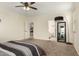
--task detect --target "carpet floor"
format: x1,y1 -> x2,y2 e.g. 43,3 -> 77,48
18,39 -> 78,56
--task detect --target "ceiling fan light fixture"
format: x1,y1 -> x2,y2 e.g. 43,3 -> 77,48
23,7 -> 26,10
23,7 -> 30,11
26,7 -> 30,11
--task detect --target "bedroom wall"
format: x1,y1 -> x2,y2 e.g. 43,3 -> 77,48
72,3 -> 79,55
25,2 -> 73,43
26,12 -> 73,42
0,5 -> 27,42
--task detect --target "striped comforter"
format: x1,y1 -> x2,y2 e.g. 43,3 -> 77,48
0,41 -> 46,56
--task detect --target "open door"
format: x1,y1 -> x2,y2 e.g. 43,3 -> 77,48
57,22 -> 66,43
30,22 -> 34,38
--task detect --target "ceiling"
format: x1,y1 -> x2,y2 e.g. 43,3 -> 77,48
0,2 -> 73,16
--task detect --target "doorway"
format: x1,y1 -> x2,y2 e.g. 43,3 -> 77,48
57,22 -> 66,43
30,22 -> 34,38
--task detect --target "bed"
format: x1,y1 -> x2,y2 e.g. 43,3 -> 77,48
0,41 -> 46,56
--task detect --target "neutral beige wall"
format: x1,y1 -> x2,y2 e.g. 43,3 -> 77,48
25,3 -> 73,43
73,3 -> 79,55
0,5 -> 27,42
25,12 -> 73,43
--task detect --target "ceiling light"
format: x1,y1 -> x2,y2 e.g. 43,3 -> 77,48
23,7 -> 30,11
23,7 -> 26,10
26,7 -> 30,11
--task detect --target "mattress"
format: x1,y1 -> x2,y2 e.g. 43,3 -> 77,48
0,41 -> 46,56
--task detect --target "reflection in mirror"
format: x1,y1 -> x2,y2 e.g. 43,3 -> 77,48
57,22 -> 66,42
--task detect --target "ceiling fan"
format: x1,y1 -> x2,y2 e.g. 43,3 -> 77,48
15,2 -> 37,11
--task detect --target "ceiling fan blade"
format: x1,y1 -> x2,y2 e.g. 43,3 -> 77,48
25,2 -> 28,6
15,5 -> 24,7
30,2 -> 35,5
30,6 -> 37,10
20,2 -> 24,4
20,2 -> 28,6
